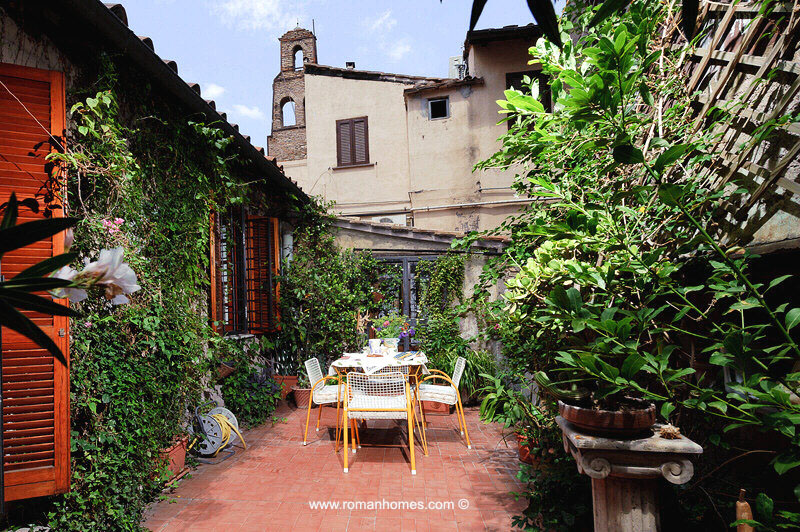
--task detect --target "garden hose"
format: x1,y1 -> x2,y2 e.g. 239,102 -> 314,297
209,413 -> 246,457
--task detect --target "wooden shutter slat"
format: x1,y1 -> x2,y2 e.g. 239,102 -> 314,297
353,118 -> 367,164
337,120 -> 352,166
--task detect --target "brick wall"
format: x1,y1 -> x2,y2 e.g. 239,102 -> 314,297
268,27 -> 315,162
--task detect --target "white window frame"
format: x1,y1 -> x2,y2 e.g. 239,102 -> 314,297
427,96 -> 450,120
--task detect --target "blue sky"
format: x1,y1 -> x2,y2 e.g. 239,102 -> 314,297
122,1 -> 561,149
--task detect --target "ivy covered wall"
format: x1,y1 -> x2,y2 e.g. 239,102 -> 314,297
1,8 -> 298,529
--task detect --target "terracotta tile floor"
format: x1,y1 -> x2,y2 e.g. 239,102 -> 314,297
144,401 -> 525,531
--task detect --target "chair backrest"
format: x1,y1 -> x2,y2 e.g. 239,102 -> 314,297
374,365 -> 410,375
452,357 -> 467,388
305,357 -> 324,387
347,371 -> 407,409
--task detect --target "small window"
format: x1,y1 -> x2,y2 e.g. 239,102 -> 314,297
336,116 -> 369,166
428,97 -> 449,120
281,99 -> 296,127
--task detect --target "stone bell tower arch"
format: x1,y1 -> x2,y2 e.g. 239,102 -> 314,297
267,27 -> 317,161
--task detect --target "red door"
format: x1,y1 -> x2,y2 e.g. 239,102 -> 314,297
0,62 -> 70,501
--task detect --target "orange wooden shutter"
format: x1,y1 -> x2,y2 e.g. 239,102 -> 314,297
0,62 -> 70,501
245,216 -> 280,333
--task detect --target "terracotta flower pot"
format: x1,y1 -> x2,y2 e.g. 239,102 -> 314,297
273,375 -> 298,399
217,362 -> 235,380
422,401 -> 451,415
158,437 -> 188,481
558,399 -> 656,438
293,386 -> 312,408
516,433 -> 534,465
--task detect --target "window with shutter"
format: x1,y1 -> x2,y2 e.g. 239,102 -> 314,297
0,62 -> 70,502
213,207 -> 247,335
335,117 -> 369,167
245,216 -> 280,333
210,212 -> 281,334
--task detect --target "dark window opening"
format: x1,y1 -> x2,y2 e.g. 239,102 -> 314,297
505,70 -> 552,129
428,97 -> 450,120
213,209 -> 281,335
336,116 -> 369,166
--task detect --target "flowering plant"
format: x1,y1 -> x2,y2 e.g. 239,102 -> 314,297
374,312 -> 415,339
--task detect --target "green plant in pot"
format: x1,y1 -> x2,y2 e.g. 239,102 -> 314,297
479,373 -> 560,464
373,312 -> 413,349
292,372 -> 312,409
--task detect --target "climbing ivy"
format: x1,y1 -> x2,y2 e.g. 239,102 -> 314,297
8,55 -> 288,531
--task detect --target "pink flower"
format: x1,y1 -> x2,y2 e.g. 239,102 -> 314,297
114,218 -> 124,225
84,321 -> 93,328
383,320 -> 390,327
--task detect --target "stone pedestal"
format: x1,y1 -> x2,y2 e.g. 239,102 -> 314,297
556,416 -> 703,532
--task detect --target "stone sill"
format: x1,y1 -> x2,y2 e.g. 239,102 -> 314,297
332,162 -> 376,171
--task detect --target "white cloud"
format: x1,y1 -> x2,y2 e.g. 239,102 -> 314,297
231,104 -> 266,120
366,10 -> 396,33
385,39 -> 412,61
210,0 -> 302,33
203,83 -> 226,99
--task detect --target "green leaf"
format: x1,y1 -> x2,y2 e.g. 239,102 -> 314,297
0,217 -> 79,257
654,144 -> 690,174
657,184 -> 684,207
639,82 -> 654,106
650,137 -> 669,149
773,453 -> 800,475
1,192 -> 18,230
589,0 -> 632,28
755,493 -> 774,519
621,353 -> 646,379
0,298 -> 66,364
16,253 -> 78,279
786,308 -> 800,331
0,288 -> 80,317
613,144 -> 644,164
660,402 -> 675,420
1,277 -> 71,292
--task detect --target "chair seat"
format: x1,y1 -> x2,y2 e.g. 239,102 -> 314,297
417,383 -> 458,405
313,384 -> 342,405
347,394 -> 408,420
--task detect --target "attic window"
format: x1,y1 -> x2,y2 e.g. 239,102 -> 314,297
428,97 -> 449,120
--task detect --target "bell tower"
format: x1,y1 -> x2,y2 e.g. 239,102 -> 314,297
267,27 -> 317,162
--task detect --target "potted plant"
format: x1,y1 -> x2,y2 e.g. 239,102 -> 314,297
292,373 -> 312,409
374,312 -> 414,350
270,338 -> 298,400
158,435 -> 189,481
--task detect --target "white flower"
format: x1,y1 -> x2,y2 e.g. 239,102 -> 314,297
79,247 -> 140,304
50,266 -> 88,302
49,248 -> 141,305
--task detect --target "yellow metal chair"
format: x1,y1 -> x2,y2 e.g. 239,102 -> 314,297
417,356 -> 472,449
302,357 -> 343,447
342,371 -> 420,475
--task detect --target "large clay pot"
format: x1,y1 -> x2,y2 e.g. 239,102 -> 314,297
517,433 -> 534,465
558,399 -> 655,438
422,401 -> 451,415
158,437 -> 188,480
273,375 -> 298,399
293,386 -> 312,408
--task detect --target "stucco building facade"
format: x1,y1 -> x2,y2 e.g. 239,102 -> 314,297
267,24 -> 549,233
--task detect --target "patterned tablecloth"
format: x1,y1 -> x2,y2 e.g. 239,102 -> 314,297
329,351 -> 429,375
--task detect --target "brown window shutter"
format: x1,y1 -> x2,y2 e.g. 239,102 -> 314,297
217,207 -> 246,334
336,119 -> 352,166
353,117 -> 368,164
0,62 -> 70,502
245,216 -> 280,333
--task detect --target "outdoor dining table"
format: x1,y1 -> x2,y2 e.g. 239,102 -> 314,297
328,351 -> 429,379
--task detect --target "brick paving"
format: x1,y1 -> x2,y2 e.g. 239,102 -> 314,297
144,401 -> 525,531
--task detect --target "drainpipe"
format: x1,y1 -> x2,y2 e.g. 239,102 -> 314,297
340,198 -> 541,217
